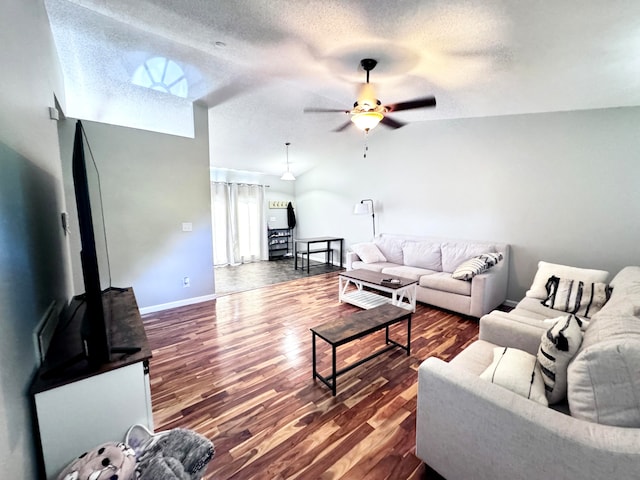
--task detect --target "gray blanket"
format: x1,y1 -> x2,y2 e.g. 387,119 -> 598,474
135,428 -> 214,480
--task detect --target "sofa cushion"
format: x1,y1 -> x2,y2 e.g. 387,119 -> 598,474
351,242 -> 386,263
402,241 -> 442,271
541,275 -> 612,318
451,252 -> 504,281
537,314 -> 584,404
374,236 -> 405,264
351,261 -> 398,273
567,336 -> 640,427
567,270 -> 640,427
513,296 -> 565,320
607,266 -> 640,309
420,272 -> 472,296
381,265 -> 436,282
441,242 -> 495,273
525,261 -> 609,300
479,347 -> 548,406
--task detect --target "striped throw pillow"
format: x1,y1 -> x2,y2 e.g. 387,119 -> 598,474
537,314 -> 584,403
451,252 -> 504,281
541,275 -> 612,318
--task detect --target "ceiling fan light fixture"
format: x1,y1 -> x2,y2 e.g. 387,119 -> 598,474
351,111 -> 384,131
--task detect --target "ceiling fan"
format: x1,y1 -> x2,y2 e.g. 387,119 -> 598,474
304,58 -> 436,133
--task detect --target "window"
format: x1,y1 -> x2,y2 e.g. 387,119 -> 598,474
131,57 -> 188,98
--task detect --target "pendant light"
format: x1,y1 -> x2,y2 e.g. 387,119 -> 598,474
281,142 -> 295,181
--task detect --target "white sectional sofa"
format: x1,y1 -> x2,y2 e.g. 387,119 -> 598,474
346,233 -> 510,318
416,264 -> 640,480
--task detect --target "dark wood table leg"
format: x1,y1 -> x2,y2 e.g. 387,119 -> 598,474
332,344 -> 337,396
312,331 -> 317,380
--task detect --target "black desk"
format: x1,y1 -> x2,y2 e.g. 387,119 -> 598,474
294,236 -> 344,272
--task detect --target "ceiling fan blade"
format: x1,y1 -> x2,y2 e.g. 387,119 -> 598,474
333,120 -> 353,132
304,107 -> 350,114
380,116 -> 406,129
385,96 -> 436,112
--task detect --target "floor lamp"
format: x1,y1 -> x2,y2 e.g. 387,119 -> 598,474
354,199 -> 375,238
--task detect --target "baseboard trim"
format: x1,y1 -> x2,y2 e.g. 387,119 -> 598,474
503,299 -> 519,308
140,294 -> 217,315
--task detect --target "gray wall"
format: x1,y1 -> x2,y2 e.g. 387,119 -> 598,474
0,0 -> 69,477
294,107 -> 640,301
59,106 -> 215,309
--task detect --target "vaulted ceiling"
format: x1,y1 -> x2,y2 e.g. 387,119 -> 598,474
45,0 -> 640,177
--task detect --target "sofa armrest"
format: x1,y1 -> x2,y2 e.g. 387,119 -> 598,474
345,251 -> 360,271
479,311 -> 547,355
468,258 -> 509,317
416,357 -> 640,480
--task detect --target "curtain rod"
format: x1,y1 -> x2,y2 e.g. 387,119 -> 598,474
211,181 -> 270,187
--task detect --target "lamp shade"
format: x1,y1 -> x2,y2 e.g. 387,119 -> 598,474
353,203 -> 370,215
351,111 -> 383,131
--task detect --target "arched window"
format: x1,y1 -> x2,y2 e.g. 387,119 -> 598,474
132,57 -> 188,98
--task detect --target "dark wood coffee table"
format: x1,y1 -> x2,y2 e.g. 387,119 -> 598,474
311,303 -> 412,396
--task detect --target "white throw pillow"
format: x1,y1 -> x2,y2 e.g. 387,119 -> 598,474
350,242 -> 387,264
480,347 -> 548,406
374,236 -> 405,264
402,242 -> 442,270
537,315 -> 584,404
525,261 -> 609,300
541,276 -> 612,318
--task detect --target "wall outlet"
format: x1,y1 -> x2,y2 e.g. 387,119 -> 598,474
183,276 -> 190,287
182,222 -> 193,232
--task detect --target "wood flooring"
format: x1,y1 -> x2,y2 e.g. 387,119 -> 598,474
142,271 -> 479,479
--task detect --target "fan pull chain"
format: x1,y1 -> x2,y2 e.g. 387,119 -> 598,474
363,132 -> 369,158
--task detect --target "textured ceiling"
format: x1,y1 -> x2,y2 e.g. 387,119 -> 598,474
45,0 -> 640,177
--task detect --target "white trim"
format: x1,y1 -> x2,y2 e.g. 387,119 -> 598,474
139,294 -> 217,315
503,299 -> 519,308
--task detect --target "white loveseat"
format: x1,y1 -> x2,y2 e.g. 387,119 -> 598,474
346,233 -> 510,318
416,265 -> 640,480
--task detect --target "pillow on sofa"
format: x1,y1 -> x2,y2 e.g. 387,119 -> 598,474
452,252 -> 504,281
541,275 -> 612,318
351,242 -> 387,264
537,314 -> 584,404
441,242 -> 494,273
402,242 -> 442,270
480,347 -> 548,406
374,236 -> 405,264
525,261 -> 609,300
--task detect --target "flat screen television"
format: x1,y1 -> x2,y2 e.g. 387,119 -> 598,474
72,119 -> 113,367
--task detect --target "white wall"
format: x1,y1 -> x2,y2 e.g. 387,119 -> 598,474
266,178 -> 296,230
59,105 -> 215,309
0,0 -> 69,477
295,107 -> 640,301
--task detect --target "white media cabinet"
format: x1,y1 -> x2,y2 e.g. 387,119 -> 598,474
30,288 -> 153,479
